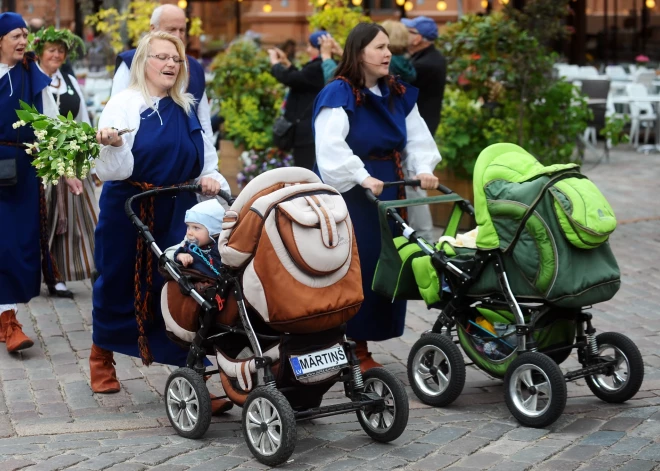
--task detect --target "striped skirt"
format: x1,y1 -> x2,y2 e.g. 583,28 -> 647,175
46,175 -> 100,281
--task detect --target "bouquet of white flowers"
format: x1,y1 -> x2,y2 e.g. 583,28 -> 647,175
15,100 -> 101,185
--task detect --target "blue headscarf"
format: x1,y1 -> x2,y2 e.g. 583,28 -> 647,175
0,12 -> 26,37
309,31 -> 329,49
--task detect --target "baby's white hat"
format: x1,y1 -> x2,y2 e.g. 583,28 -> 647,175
184,200 -> 225,236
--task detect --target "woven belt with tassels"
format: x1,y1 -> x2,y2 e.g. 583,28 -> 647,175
0,141 -> 27,148
366,150 -> 407,221
127,179 -> 191,366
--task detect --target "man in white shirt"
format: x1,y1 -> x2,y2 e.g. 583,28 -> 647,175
110,4 -> 213,138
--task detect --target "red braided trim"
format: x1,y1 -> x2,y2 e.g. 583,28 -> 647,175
336,76 -> 365,107
127,180 -> 157,366
386,75 -> 407,96
126,180 -> 192,366
366,150 -> 407,220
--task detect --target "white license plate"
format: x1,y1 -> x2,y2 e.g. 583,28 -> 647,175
289,345 -> 348,379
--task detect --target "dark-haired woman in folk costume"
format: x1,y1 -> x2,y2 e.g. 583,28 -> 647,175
313,23 -> 441,372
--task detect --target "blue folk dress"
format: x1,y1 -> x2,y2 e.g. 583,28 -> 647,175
312,77 -> 418,341
92,97 -> 204,365
0,56 -> 53,304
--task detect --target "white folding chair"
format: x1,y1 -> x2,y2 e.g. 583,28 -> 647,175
605,65 -> 629,81
625,83 -> 657,148
578,66 -> 600,78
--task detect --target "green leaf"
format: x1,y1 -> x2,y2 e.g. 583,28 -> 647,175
32,120 -> 49,130
15,110 -> 33,122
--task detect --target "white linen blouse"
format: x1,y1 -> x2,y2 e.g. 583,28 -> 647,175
112,61 -> 213,138
95,88 -> 229,194
313,84 -> 442,193
36,65 -> 90,124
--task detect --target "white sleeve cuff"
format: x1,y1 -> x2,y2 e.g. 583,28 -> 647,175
353,168 -> 370,186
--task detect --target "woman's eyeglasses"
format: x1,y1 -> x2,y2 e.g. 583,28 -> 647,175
148,54 -> 184,64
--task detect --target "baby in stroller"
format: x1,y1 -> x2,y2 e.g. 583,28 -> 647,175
169,199 -> 224,278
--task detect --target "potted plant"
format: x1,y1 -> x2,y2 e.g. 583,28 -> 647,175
208,39 -> 285,194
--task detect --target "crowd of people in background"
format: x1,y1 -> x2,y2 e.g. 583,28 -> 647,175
0,5 -> 448,397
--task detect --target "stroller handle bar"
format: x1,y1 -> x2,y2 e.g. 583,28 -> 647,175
125,183 -> 235,227
365,180 -> 475,217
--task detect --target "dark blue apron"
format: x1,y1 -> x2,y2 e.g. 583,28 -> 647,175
0,58 -> 51,304
92,97 -> 204,365
312,78 -> 418,341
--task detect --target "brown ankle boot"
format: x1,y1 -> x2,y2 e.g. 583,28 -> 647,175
2,310 -> 34,353
0,310 -> 8,342
354,340 -> 382,374
90,344 -> 120,393
210,394 -> 234,415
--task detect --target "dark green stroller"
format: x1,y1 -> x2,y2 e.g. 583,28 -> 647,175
368,143 -> 644,428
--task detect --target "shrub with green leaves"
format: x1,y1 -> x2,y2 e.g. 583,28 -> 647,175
15,101 -> 100,185
435,12 -> 591,178
208,40 -> 285,150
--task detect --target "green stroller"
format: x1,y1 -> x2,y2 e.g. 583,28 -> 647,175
368,143 -> 644,428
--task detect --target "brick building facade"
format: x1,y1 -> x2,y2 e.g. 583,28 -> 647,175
3,0 -> 660,62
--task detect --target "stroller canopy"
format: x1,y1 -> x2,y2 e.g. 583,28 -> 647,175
467,143 -> 620,307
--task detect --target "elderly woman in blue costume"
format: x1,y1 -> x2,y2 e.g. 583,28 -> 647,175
91,32 -> 231,415
0,12 -> 75,354
313,23 -> 441,372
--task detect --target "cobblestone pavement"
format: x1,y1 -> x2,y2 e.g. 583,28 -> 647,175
1,148 -> 660,471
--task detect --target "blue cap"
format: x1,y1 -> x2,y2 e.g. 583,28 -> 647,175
185,200 -> 226,237
401,16 -> 438,41
309,31 -> 330,49
0,12 -> 26,37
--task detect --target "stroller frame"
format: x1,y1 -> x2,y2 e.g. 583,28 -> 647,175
125,184 -> 409,466
367,180 -> 644,428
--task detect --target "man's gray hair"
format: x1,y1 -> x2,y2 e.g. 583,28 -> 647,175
150,4 -> 186,28
150,5 -> 164,27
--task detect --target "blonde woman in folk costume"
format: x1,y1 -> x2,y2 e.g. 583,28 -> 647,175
91,32 -> 230,417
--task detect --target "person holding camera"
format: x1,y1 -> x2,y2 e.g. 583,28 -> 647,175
269,32 -> 327,170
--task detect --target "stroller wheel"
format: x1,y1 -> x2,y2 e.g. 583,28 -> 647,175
357,367 -> 409,443
504,352 -> 566,428
165,368 -> 212,439
242,387 -> 296,466
585,332 -> 644,403
407,333 -> 466,407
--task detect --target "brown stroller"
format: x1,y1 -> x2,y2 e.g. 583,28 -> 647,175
125,167 -> 409,466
